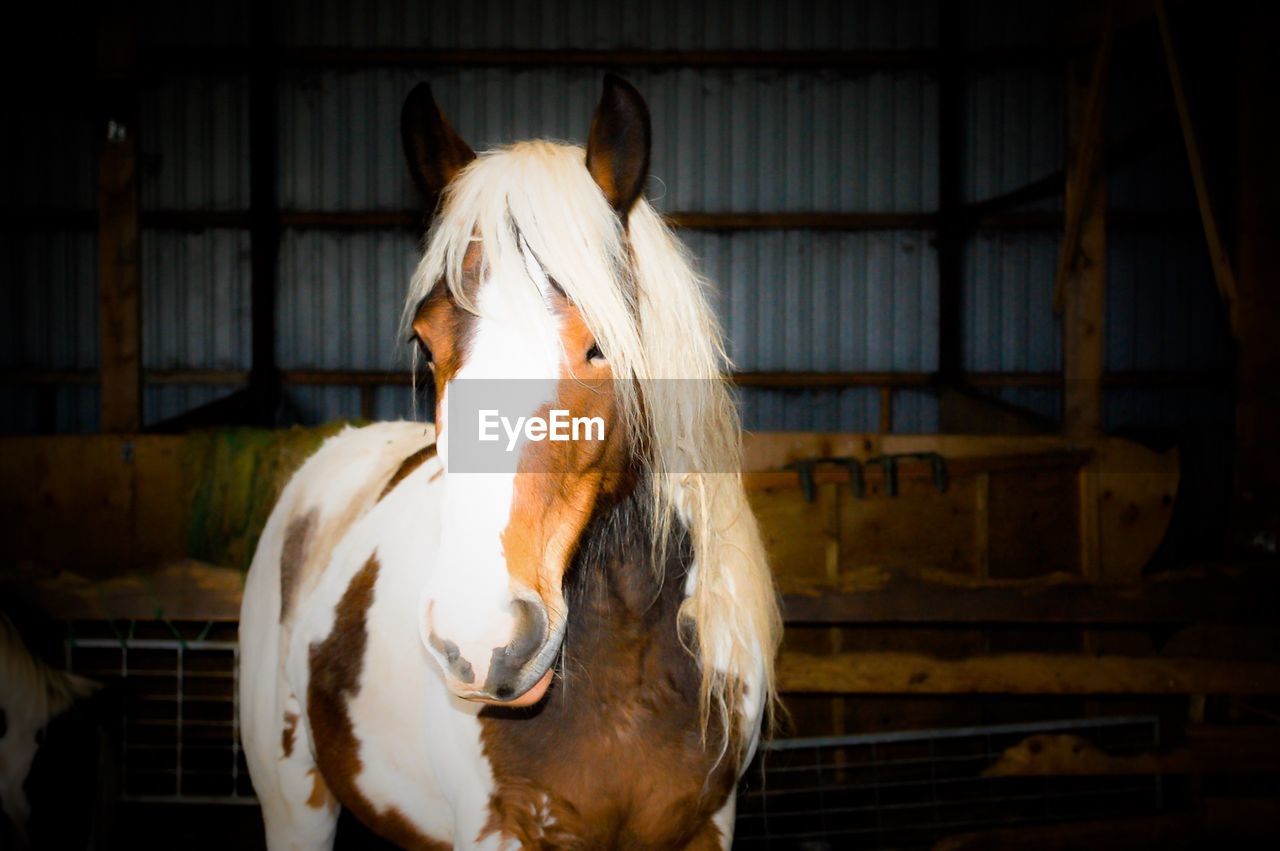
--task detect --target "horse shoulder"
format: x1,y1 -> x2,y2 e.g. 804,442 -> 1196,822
287,450 -> 460,849
272,421 -> 436,629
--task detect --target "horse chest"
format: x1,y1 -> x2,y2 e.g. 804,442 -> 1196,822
477,610 -> 736,848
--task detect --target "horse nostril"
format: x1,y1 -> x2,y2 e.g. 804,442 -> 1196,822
505,598 -> 547,663
485,596 -> 549,696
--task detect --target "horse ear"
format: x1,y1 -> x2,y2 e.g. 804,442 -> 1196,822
401,82 -> 475,211
586,74 -> 651,220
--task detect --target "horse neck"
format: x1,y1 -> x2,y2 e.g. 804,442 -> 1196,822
561,480 -> 693,659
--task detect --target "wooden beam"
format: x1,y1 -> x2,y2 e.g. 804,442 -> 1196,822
1154,0 -> 1239,334
1052,7 -> 1114,314
777,650 -> 1280,695
983,725 -> 1280,776
1060,26 -> 1111,435
247,2 -> 281,421
96,16 -> 142,433
1,367 -> 1230,391
139,46 -> 1063,73
1,561 -> 244,622
3,206 -> 1209,234
781,565 -> 1280,625
12,560 -> 1275,629
937,798 -> 1280,851
1232,2 -> 1280,549
747,450 -> 1091,491
935,0 -> 964,384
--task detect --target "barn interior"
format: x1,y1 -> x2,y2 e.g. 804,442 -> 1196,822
2,1 -> 1278,848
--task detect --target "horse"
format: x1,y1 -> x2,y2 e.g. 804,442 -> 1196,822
0,611 -> 109,850
239,74 -> 781,850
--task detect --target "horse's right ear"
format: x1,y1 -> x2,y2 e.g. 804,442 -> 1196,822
401,83 -> 475,211
586,74 -> 651,221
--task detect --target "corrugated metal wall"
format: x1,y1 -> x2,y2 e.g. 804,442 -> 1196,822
278,0 -> 939,51
3,0 -> 1231,438
1,106 -> 100,432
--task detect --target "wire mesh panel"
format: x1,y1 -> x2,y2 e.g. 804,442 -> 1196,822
61,623 -> 1165,842
734,716 -> 1164,849
64,623 -> 254,804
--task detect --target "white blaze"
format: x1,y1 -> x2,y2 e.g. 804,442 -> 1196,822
421,244 -> 562,689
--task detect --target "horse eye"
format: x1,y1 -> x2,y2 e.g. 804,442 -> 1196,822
586,342 -> 605,364
410,335 -> 434,366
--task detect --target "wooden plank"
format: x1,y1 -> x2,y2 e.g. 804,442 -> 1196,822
1154,0 -> 1239,334
1060,39 -> 1109,434
0,431 -> 1175,589
276,210 -> 943,231
987,466 -> 1082,578
1095,438 -> 1180,581
743,432 -> 1177,579
837,476 -> 980,575
877,386 -> 893,433
0,437 -> 138,572
936,798 -> 1280,851
983,726 -> 1280,776
0,367 -> 1233,390
1,561 -> 244,622
935,0 -> 964,384
1231,3 -> 1280,549
744,450 -> 1090,493
664,211 -> 936,231
777,650 -> 1280,695
96,16 -> 142,433
6,558 -> 1276,627
247,2 -> 281,421
973,472 -> 991,575
1052,5 -> 1113,314
4,205 -> 1210,233
780,564 -> 1280,625
141,45 -> 1062,72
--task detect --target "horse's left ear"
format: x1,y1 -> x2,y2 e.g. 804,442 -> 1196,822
586,74 -> 651,221
401,82 -> 476,213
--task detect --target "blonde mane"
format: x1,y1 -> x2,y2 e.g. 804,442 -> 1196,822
403,141 -> 782,747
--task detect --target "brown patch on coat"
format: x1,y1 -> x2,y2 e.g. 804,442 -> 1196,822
279,509 -> 318,622
411,238 -> 482,431
307,555 -> 450,851
500,290 -> 632,603
281,711 -> 299,758
305,768 -> 336,812
377,443 -> 438,502
281,443 -> 425,630
479,494 -> 742,849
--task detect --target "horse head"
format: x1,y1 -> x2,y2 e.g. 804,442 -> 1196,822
399,76 -> 651,706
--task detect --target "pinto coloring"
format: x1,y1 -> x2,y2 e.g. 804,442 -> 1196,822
239,74 -> 780,850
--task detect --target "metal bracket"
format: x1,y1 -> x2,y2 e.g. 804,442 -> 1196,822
864,452 -> 948,496
785,457 -> 865,503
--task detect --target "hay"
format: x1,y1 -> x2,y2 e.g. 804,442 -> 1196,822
182,424 -> 351,573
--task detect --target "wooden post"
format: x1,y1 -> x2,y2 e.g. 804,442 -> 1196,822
935,1 -> 964,386
1232,3 -> 1280,549
1155,0 -> 1239,334
877,386 -> 893,433
1060,48 -> 1108,435
97,16 -> 141,433
248,1 -> 282,422
821,481 -> 844,738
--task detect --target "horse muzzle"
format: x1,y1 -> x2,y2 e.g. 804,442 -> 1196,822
423,590 -> 564,705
